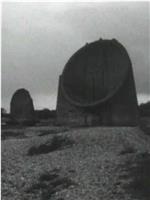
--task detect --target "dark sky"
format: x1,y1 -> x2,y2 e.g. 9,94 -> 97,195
2,2 -> 150,111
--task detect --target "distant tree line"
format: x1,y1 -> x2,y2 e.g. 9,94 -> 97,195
1,101 -> 150,121
34,109 -> 56,120
139,101 -> 150,117
1,108 -> 10,118
1,107 -> 56,120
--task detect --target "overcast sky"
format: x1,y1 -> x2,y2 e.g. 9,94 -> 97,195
2,2 -> 150,111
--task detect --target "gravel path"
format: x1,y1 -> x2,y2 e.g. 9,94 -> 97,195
2,126 -> 150,200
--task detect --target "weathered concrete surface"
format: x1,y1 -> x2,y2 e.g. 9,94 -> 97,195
57,39 -> 139,126
10,88 -> 35,124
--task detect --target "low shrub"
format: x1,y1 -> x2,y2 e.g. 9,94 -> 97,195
26,170 -> 76,200
27,135 -> 74,156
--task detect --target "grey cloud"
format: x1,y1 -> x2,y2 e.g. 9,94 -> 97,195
2,2 -> 150,111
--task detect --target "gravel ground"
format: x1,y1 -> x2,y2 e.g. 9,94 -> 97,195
2,126 -> 150,200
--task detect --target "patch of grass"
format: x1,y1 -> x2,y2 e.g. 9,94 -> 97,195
1,131 -> 27,140
120,152 -> 150,200
26,170 -> 77,200
140,117 -> 150,135
119,146 -> 136,155
38,128 -> 69,137
38,130 -> 55,136
27,135 -> 74,156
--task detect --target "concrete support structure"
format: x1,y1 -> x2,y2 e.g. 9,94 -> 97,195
56,39 -> 139,126
10,88 -> 35,124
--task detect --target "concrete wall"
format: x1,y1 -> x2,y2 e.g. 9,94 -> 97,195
56,66 -> 139,127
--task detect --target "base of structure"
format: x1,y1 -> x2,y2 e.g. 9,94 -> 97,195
56,69 -> 139,127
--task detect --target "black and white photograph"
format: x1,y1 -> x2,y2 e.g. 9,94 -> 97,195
1,1 -> 150,200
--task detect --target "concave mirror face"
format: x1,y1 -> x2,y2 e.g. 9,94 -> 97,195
62,40 -> 130,106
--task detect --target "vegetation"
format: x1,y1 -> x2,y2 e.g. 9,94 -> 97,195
27,135 -> 74,156
139,101 -> 150,117
122,152 -> 150,200
1,130 -> 27,140
34,109 -> 56,120
26,170 -> 76,200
